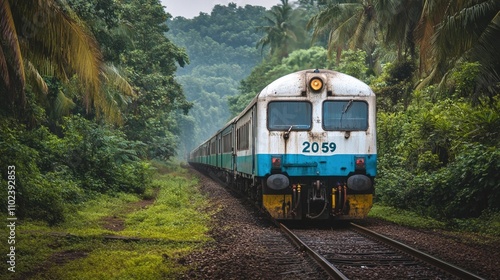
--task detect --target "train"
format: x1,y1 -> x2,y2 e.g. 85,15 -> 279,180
188,69 -> 376,221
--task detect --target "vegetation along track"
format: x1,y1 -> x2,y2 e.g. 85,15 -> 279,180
280,223 -> 485,280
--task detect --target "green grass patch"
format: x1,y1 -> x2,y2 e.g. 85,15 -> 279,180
448,211 -> 500,237
369,204 -> 500,238
121,174 -> 210,240
17,192 -> 141,237
0,161 -> 212,280
32,242 -> 191,280
368,204 -> 447,229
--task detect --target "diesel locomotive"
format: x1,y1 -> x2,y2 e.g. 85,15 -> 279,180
188,69 -> 376,221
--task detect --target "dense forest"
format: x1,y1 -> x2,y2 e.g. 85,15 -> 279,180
1,0 -> 499,228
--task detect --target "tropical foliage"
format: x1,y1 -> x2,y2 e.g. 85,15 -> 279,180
256,0 -> 308,58
0,0 -> 187,224
0,0 -> 135,125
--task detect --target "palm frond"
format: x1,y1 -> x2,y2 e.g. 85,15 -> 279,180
425,0 -> 500,96
13,0 -> 103,111
349,8 -> 368,49
94,64 -> 136,125
25,61 -> 48,94
102,64 -> 135,98
54,90 -> 76,117
0,43 -> 9,88
308,3 -> 342,43
0,0 -> 25,93
415,0 -> 450,76
433,0 -> 498,60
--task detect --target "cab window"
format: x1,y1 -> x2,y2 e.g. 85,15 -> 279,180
268,102 -> 311,130
323,100 -> 368,131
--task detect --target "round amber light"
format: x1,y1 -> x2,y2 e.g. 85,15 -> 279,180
310,78 -> 323,91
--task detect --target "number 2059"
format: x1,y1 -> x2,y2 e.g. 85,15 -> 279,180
302,142 -> 336,153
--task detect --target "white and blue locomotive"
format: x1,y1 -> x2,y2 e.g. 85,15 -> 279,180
189,69 -> 376,220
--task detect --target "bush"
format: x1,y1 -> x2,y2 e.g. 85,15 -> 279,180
59,115 -> 149,194
115,161 -> 153,194
440,144 -> 500,217
377,144 -> 500,220
21,175 -> 67,225
376,94 -> 500,220
0,119 -> 66,224
0,115 -> 153,225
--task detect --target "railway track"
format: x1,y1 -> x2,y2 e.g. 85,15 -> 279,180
279,222 -> 485,280
189,171 -> 496,279
201,170 -> 487,279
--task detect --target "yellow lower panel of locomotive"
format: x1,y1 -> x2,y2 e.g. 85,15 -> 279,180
332,194 -> 373,219
262,194 -> 292,219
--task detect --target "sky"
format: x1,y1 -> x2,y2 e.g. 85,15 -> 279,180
160,0 -> 281,19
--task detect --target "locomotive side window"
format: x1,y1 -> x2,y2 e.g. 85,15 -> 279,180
323,100 -> 368,131
268,101 -> 311,130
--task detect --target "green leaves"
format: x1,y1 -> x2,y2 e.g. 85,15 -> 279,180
376,88 -> 500,219
256,0 -> 307,58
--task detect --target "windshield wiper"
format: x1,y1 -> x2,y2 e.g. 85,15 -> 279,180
342,100 -> 353,114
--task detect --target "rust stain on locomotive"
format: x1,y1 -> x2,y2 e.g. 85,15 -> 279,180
308,132 -> 327,142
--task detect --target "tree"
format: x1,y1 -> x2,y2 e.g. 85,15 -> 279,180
416,0 -> 500,99
376,0 -> 422,61
307,0 -> 379,64
117,0 -> 192,160
0,0 -> 134,125
256,0 -> 301,58
0,0 -> 102,120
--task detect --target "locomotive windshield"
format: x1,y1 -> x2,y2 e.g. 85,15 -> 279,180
323,100 -> 368,131
268,101 -> 312,130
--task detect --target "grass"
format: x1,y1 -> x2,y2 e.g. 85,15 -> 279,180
121,174 -> 210,240
368,204 -> 446,229
32,243 -> 189,280
369,204 -> 500,239
0,160 -> 212,280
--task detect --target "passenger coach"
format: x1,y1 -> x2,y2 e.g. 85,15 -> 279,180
189,69 -> 376,221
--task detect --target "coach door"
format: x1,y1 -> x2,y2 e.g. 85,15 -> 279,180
221,125 -> 233,171
217,134 -> 221,168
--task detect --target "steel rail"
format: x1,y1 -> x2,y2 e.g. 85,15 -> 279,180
279,223 -> 349,280
350,222 -> 485,280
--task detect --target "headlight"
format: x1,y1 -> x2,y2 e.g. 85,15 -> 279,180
309,77 -> 323,92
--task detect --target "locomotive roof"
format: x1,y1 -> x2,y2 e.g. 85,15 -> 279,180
258,69 -> 374,98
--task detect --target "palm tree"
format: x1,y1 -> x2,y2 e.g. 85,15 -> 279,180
416,0 -> 500,98
256,0 -> 298,58
307,0 -> 379,64
0,0 -> 132,123
376,0 -> 423,61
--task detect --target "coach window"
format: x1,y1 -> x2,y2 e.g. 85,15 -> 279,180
222,132 -> 232,153
323,100 -> 368,131
237,122 -> 250,150
268,101 -> 312,130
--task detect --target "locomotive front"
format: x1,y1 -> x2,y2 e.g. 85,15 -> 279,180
255,69 -> 376,220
